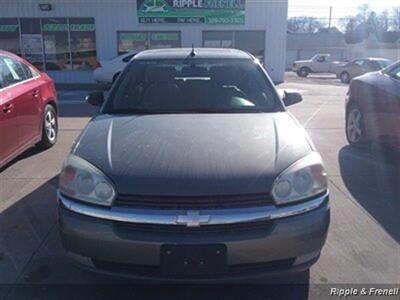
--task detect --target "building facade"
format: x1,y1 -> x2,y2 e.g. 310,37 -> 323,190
0,0 -> 288,83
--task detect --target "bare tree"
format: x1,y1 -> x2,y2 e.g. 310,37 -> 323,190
377,10 -> 390,32
390,7 -> 400,30
287,17 -> 324,33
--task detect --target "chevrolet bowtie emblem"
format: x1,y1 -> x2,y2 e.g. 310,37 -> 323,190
175,211 -> 211,227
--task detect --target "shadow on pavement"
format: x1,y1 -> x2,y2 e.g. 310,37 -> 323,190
57,90 -> 109,118
338,145 -> 400,243
4,277 -> 310,300
0,147 -> 47,174
58,102 -> 98,118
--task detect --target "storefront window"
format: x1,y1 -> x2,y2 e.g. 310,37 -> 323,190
203,31 -> 234,48
20,18 -> 44,70
42,18 -> 70,70
0,17 -> 97,71
118,32 -> 147,54
0,19 -> 20,54
117,31 -> 181,54
203,31 -> 266,64
70,18 -> 97,70
149,32 -> 180,49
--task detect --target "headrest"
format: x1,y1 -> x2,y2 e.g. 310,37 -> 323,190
210,66 -> 239,85
145,66 -> 176,83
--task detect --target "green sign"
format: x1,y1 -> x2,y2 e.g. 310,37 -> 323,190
150,32 -> 179,41
0,24 -> 18,32
69,24 -> 95,31
120,32 -> 147,42
137,0 -> 245,24
42,23 -> 95,32
43,23 -> 69,31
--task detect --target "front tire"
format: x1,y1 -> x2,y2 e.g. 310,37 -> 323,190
297,67 -> 310,77
346,103 -> 366,147
38,104 -> 58,149
340,72 -> 350,84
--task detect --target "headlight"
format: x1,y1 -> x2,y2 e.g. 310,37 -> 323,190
272,152 -> 327,205
59,154 -> 116,206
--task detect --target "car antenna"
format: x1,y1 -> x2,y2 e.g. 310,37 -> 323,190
190,44 -> 196,57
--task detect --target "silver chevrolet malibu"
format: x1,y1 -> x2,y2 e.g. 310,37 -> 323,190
58,48 -> 330,282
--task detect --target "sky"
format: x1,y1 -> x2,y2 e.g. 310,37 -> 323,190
289,0 -> 400,19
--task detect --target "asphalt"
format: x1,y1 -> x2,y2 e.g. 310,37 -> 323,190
0,73 -> 399,300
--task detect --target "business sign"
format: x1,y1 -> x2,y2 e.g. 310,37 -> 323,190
42,23 -> 95,32
137,0 -> 245,24
0,25 -> 19,32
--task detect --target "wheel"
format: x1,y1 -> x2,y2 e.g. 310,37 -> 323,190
112,72 -> 120,83
38,104 -> 58,149
340,72 -> 350,84
346,103 -> 366,147
297,67 -> 310,77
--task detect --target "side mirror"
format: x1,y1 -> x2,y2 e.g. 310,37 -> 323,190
85,91 -> 104,107
283,91 -> 303,107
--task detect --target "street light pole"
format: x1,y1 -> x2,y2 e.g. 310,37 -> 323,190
328,6 -> 333,29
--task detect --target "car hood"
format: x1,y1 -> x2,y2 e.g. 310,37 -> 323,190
72,113 -> 313,196
354,71 -> 400,94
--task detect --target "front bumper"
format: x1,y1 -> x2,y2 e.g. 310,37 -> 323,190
59,194 -> 330,282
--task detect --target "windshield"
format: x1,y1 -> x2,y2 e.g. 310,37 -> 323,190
377,60 -> 393,69
104,59 -> 282,114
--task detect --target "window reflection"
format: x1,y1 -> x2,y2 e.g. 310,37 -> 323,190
43,18 -> 70,70
0,18 -> 20,55
203,31 -> 266,65
20,18 -> 44,70
70,18 -> 97,70
0,17 -> 97,71
117,31 -> 181,54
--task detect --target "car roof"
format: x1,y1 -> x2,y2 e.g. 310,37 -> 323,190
0,50 -> 20,60
133,48 -> 253,61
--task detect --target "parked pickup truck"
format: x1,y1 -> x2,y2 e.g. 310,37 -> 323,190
293,54 -> 346,77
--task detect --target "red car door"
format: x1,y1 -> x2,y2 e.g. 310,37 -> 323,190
2,56 -> 42,147
0,57 -> 19,165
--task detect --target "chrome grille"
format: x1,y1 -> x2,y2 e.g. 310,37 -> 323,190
114,193 -> 274,209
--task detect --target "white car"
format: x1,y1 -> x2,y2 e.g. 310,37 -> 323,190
292,54 -> 345,77
93,52 -> 137,83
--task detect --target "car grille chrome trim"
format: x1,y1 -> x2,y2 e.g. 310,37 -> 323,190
114,193 -> 274,209
58,192 -> 328,226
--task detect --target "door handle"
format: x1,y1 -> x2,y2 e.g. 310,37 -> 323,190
2,103 -> 13,113
32,90 -> 40,97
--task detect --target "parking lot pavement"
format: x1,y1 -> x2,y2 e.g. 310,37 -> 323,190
0,74 -> 399,299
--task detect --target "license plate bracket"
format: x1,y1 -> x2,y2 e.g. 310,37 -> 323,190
160,244 -> 227,276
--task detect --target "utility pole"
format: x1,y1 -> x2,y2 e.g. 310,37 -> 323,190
328,6 -> 333,29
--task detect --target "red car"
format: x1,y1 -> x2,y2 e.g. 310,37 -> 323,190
0,50 -> 58,168
346,61 -> 400,150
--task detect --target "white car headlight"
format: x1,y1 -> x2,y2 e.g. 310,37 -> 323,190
59,154 -> 116,206
272,152 -> 327,205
